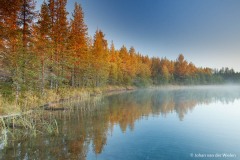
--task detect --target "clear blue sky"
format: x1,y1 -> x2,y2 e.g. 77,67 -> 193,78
37,0 -> 240,71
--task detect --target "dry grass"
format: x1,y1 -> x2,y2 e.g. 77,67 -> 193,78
0,85 -> 136,115
0,95 -> 21,115
0,85 -> 137,147
0,88 -> 90,115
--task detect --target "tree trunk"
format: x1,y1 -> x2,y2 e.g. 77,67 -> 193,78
41,57 -> 45,94
71,67 -> 75,87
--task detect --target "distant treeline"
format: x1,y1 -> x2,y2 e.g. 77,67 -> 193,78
0,0 -> 239,96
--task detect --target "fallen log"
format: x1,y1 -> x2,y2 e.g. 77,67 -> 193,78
0,110 -> 33,119
44,107 -> 68,111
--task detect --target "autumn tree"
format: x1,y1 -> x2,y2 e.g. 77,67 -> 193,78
128,46 -> 137,80
134,55 -> 151,86
68,2 -> 88,87
0,0 -> 37,103
119,45 -> 131,85
19,0 -> 36,48
13,0 -> 36,87
151,57 -> 161,84
45,0 -> 69,89
1,0 -> 239,104
0,0 -> 21,81
92,30 -> 109,86
108,42 -> 118,85
35,1 -> 51,93
0,0 -> 21,51
174,54 -> 188,83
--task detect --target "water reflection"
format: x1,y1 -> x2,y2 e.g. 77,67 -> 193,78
1,86 -> 240,159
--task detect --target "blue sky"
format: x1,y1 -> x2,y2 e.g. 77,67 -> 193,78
36,0 -> 240,71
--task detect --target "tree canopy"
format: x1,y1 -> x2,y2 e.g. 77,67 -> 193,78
0,0 -> 239,99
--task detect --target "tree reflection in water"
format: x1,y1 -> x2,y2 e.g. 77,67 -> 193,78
1,86 -> 240,159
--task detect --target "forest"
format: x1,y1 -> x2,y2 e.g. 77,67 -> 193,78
1,0 -> 240,101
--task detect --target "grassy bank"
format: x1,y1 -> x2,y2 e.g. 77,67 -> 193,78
0,85 -> 136,116
0,85 -> 136,146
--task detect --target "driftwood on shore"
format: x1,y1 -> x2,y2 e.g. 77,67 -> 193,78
0,110 -> 33,119
0,97 -> 79,119
44,107 -> 68,111
0,100 -> 68,119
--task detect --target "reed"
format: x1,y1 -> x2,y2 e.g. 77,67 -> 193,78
0,110 -> 61,146
0,85 -> 134,147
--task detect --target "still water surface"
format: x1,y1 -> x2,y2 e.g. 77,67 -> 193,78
1,86 -> 240,160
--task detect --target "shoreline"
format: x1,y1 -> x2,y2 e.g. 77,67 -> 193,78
1,84 -> 240,146
0,85 -> 138,145
0,85 -> 137,117
1,84 -> 240,117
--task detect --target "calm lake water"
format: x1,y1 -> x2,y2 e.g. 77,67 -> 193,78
1,86 -> 240,160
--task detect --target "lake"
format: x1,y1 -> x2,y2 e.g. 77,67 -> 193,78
1,86 -> 240,160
